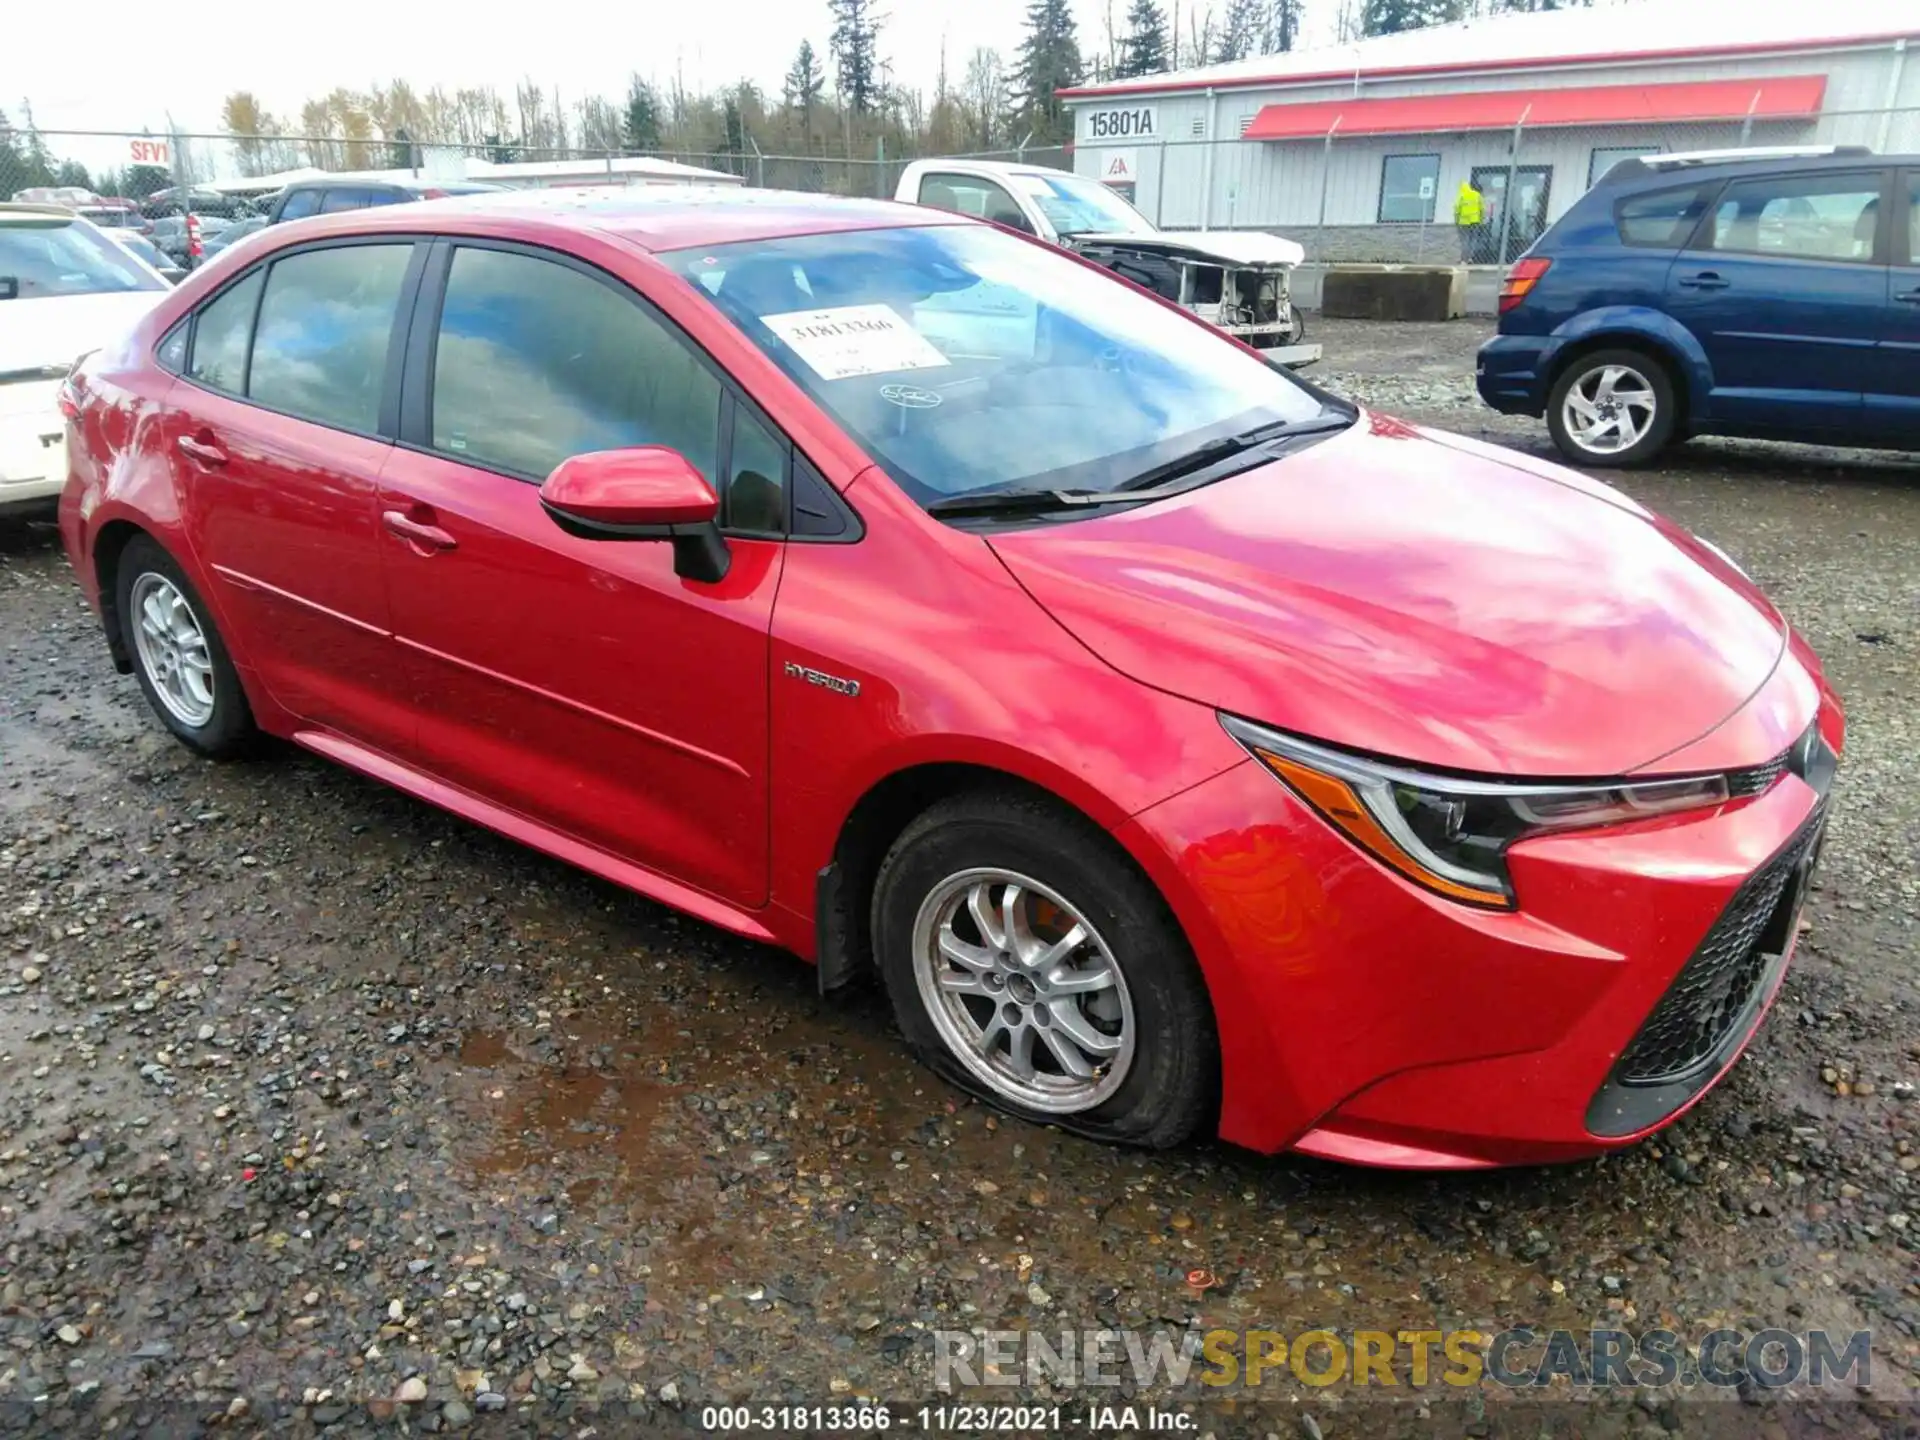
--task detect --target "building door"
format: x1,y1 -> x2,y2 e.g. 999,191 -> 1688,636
1471,165 -> 1553,263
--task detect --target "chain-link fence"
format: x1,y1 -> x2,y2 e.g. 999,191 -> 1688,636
7,112 -> 1915,268
4,128 -> 1072,211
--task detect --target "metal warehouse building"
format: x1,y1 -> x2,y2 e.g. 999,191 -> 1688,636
1061,0 -> 1920,263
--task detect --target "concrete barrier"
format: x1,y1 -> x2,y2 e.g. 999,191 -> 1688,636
1318,265 -> 1470,322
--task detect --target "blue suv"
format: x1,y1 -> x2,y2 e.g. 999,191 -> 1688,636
1477,149 -> 1920,467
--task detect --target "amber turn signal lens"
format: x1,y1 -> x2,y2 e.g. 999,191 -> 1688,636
1252,748 -> 1512,908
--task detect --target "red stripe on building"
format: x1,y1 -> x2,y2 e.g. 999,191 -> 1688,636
1240,74 -> 1829,140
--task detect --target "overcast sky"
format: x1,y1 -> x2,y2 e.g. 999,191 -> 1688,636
16,0 -> 1222,142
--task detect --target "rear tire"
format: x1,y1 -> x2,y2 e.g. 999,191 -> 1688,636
1546,347 -> 1676,468
871,790 -> 1217,1149
116,535 -> 256,758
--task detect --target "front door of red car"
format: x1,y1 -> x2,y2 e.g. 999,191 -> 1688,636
165,240 -> 422,758
375,241 -> 782,907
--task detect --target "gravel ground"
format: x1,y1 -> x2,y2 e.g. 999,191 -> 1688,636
0,316 -> 1915,1438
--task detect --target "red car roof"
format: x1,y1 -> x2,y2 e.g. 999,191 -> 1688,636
281,186 -> 966,254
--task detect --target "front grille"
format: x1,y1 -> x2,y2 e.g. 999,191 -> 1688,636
1726,753 -> 1788,797
1613,811 -> 1824,1086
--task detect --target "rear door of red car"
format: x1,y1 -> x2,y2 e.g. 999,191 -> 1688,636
374,238 -> 785,908
162,237 -> 426,756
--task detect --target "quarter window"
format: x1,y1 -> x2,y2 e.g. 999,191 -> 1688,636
1705,172 -> 1886,263
1615,184 -> 1713,249
1379,155 -> 1440,224
248,244 -> 412,432
724,403 -> 787,534
186,270 -> 262,394
429,246 -> 722,482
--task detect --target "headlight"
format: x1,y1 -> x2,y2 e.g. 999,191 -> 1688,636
1220,716 -> 1730,909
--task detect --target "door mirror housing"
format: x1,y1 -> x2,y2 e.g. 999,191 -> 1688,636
539,447 -> 730,582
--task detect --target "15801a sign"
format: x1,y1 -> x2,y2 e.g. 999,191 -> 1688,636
1084,107 -> 1158,141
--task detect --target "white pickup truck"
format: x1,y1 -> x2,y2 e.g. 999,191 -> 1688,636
894,159 -> 1320,368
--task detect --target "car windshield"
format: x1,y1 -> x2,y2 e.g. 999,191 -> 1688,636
664,224 -> 1327,508
1013,172 -> 1155,237
0,218 -> 167,298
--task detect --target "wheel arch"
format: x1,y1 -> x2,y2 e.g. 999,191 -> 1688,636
813,759 -> 1168,997
92,517 -> 154,673
1546,311 -> 1706,432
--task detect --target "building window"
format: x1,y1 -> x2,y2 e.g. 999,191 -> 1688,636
1379,154 -> 1441,224
1590,146 -> 1658,188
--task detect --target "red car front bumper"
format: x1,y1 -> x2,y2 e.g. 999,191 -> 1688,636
1121,702 -> 1842,1169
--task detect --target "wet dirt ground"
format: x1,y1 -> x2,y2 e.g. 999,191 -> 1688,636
0,317 -> 1915,1437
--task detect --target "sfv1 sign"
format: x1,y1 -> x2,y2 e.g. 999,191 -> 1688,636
1084,106 -> 1159,141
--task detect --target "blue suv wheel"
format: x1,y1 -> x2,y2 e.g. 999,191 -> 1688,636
1546,348 -> 1677,468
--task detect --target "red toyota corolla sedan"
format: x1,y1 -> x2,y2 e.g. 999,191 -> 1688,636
56,189 -> 1842,1168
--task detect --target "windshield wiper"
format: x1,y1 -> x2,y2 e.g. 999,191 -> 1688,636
1113,413 -> 1353,493
927,412 -> 1356,521
926,487 -> 1150,519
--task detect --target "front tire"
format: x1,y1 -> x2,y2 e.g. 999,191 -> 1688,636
872,791 -> 1217,1148
117,535 -> 256,757
1546,347 -> 1676,468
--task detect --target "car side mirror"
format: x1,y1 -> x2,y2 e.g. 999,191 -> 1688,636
539,447 -> 730,583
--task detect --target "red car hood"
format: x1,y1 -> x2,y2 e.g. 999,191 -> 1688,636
988,415 -> 1789,778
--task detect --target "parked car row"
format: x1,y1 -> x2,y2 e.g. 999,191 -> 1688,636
43,184 -> 1842,1173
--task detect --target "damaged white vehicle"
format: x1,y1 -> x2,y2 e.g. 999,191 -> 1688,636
895,159 -> 1320,367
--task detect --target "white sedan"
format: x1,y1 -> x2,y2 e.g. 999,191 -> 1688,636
1,204 -> 168,518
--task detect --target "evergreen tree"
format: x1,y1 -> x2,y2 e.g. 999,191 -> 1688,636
829,0 -> 883,116
1483,0 -> 1592,11
622,75 -> 662,152
1116,0 -> 1171,78
1010,0 -> 1083,144
1361,0 -> 1463,35
1267,0 -> 1305,50
784,40 -> 827,133
1215,0 -> 1266,62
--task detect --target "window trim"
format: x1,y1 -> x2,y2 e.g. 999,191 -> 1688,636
1897,166 -> 1919,268
400,235 -> 851,542
1683,166 -> 1895,267
1377,152 -> 1442,225
169,234 -> 430,445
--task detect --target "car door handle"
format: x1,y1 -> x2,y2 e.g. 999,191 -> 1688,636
1896,287 -> 1920,304
381,509 -> 458,553
175,432 -> 228,466
1677,272 -> 1729,290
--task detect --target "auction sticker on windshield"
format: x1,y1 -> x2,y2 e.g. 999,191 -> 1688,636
761,305 -> 951,380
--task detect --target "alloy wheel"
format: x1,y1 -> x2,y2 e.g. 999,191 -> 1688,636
910,867 -> 1136,1113
129,572 -> 216,728
1561,362 -> 1657,456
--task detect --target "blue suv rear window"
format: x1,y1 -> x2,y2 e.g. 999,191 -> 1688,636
1615,184 -> 1714,249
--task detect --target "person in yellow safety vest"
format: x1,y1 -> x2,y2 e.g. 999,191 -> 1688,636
1454,180 -> 1485,264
